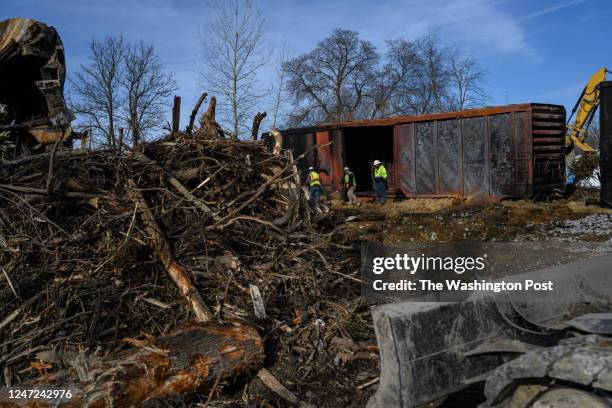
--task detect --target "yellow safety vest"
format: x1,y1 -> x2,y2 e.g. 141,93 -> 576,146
344,172 -> 356,186
309,171 -> 321,187
375,165 -> 388,179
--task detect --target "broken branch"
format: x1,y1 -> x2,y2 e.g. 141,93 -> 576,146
127,179 -> 214,322
187,92 -> 208,135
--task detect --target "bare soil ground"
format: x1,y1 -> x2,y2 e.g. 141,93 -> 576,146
334,190 -> 611,245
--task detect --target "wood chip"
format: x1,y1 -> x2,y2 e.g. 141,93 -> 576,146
357,376 -> 380,390
249,284 -> 266,319
257,368 -> 300,405
142,297 -> 171,309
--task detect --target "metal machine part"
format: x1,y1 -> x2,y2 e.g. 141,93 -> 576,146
566,67 -> 609,156
0,17 -> 74,149
481,335 -> 612,407
367,253 -> 612,408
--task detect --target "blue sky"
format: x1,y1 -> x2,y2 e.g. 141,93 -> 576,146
4,0 -> 611,130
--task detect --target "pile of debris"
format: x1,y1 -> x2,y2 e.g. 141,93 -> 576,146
572,151 -> 600,181
0,122 -> 371,406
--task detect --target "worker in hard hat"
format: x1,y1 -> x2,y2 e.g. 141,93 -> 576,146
306,166 -> 324,212
373,160 -> 388,204
343,166 -> 360,206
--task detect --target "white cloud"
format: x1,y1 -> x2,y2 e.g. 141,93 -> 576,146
264,0 -> 533,56
519,0 -> 588,21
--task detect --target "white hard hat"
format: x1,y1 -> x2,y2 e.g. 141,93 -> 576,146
308,166 -> 314,171
344,166 -> 349,171
373,160 -> 381,166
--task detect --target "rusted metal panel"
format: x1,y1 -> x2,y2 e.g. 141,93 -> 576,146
305,132 -> 315,167
512,111 -> 530,197
438,119 -> 462,194
531,104 -> 565,195
330,129 -> 344,192
280,104 -> 539,135
315,131 -> 333,187
415,121 -> 436,194
394,123 -> 416,195
278,104 -> 566,199
489,113 -> 514,196
462,117 -> 488,197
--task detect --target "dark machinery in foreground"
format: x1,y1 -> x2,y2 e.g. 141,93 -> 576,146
0,17 -> 74,157
368,253 -> 612,408
600,81 -> 612,207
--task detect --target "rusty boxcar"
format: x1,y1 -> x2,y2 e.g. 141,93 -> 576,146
274,104 -> 566,200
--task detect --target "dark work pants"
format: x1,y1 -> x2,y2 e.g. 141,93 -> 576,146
375,180 -> 387,204
310,185 -> 322,203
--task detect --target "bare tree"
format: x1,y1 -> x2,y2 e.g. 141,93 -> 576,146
121,41 -> 177,145
70,36 -> 125,148
368,39 -> 419,118
71,37 -> 176,148
585,113 -> 601,149
408,34 -> 452,114
447,45 -> 488,110
283,28 -> 378,126
283,30 -> 488,125
268,39 -> 290,129
199,0 -> 267,140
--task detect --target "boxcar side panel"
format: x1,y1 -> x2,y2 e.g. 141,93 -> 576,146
394,123 -> 416,195
330,129 -> 344,191
462,117 -> 487,197
279,103 -> 565,199
513,112 -> 530,197
315,131 -> 333,187
437,119 -> 462,194
489,114 -> 514,196
415,122 -> 437,194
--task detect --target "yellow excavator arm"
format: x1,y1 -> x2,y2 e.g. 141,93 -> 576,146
566,67 -> 609,153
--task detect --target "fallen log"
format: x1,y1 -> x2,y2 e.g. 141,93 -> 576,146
127,179 -> 213,322
0,323 -> 264,407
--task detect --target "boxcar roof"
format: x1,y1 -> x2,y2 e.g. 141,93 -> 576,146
277,103 -> 564,135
